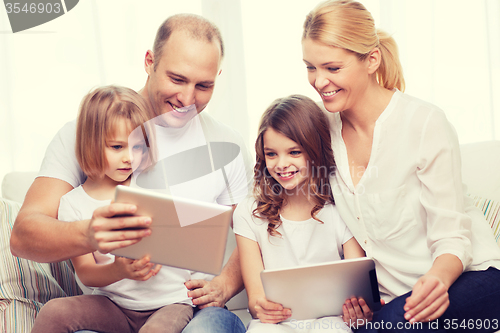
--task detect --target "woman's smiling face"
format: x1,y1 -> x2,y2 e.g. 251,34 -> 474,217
302,38 -> 371,114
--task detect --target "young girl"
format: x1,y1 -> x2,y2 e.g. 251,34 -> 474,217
31,85 -> 194,333
233,95 -> 367,333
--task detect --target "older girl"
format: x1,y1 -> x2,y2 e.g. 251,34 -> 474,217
234,95 -> 366,333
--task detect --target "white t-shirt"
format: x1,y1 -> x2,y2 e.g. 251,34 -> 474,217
328,90 -> 500,301
58,186 -> 193,311
233,196 -> 353,270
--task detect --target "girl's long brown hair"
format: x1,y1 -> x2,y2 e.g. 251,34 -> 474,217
253,95 -> 336,237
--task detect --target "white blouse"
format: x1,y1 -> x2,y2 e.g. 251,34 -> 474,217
328,90 -> 500,301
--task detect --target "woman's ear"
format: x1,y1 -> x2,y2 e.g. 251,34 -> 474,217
367,47 -> 381,75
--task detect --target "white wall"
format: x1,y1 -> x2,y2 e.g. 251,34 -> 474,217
1,0 -> 499,183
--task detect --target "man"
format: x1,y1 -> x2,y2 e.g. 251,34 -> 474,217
11,14 -> 251,333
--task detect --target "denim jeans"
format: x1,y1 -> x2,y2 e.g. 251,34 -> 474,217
356,267 -> 500,333
182,306 -> 246,333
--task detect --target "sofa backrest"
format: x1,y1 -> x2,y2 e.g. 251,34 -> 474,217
460,141 -> 500,201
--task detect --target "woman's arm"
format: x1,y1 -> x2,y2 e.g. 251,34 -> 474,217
71,254 -> 160,287
410,110 -> 472,322
403,253 -> 461,323
236,234 -> 291,323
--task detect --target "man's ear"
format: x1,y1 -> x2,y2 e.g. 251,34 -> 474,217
367,47 -> 381,75
145,50 -> 154,75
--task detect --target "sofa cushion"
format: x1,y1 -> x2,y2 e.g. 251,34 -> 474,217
470,195 -> 500,246
0,198 -> 81,333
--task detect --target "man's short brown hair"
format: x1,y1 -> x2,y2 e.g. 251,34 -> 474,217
152,13 -> 224,71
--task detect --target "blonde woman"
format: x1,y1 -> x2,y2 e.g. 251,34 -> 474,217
302,1 -> 500,332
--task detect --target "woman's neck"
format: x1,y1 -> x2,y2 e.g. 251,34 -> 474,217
341,85 -> 394,134
82,176 -> 131,201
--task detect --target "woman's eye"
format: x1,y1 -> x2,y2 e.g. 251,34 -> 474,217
111,145 -> 123,150
306,66 -> 315,71
328,67 -> 340,72
265,152 -> 276,157
290,151 -> 302,156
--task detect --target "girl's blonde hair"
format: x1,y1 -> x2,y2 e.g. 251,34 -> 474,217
76,85 -> 156,180
253,95 -> 336,237
303,0 -> 405,92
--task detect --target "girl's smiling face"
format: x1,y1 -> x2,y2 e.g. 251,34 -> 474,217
263,128 -> 310,192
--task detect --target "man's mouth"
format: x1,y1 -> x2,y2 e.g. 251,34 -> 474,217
322,89 -> 342,97
169,102 -> 195,114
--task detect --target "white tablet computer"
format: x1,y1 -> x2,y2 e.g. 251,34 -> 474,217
111,185 -> 232,275
260,257 -> 381,321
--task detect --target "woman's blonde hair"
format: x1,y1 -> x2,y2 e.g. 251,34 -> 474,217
303,0 -> 405,92
76,85 -> 156,180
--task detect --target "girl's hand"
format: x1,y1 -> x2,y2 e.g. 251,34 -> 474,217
254,297 -> 291,324
113,255 -> 161,281
404,274 -> 450,323
342,297 -> 383,328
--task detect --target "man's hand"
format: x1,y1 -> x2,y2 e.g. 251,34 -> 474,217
88,203 -> 152,254
253,297 -> 291,324
185,277 -> 228,309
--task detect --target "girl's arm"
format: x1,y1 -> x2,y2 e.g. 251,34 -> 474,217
71,253 -> 161,287
342,237 -> 384,328
236,234 -> 291,323
342,237 -> 365,259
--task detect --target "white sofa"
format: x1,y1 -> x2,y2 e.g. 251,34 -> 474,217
1,141 -> 499,332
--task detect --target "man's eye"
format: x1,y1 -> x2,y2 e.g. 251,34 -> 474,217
197,84 -> 212,91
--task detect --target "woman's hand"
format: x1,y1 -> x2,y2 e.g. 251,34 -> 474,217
113,255 -> 161,281
254,297 -> 291,324
343,297 -> 383,328
404,274 -> 450,323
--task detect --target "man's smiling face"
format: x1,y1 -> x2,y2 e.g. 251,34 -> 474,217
145,29 -> 222,128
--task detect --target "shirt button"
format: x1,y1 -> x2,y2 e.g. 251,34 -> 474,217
364,240 -> 368,244
356,216 -> 361,220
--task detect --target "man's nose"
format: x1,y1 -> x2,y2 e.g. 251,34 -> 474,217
178,85 -> 196,107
